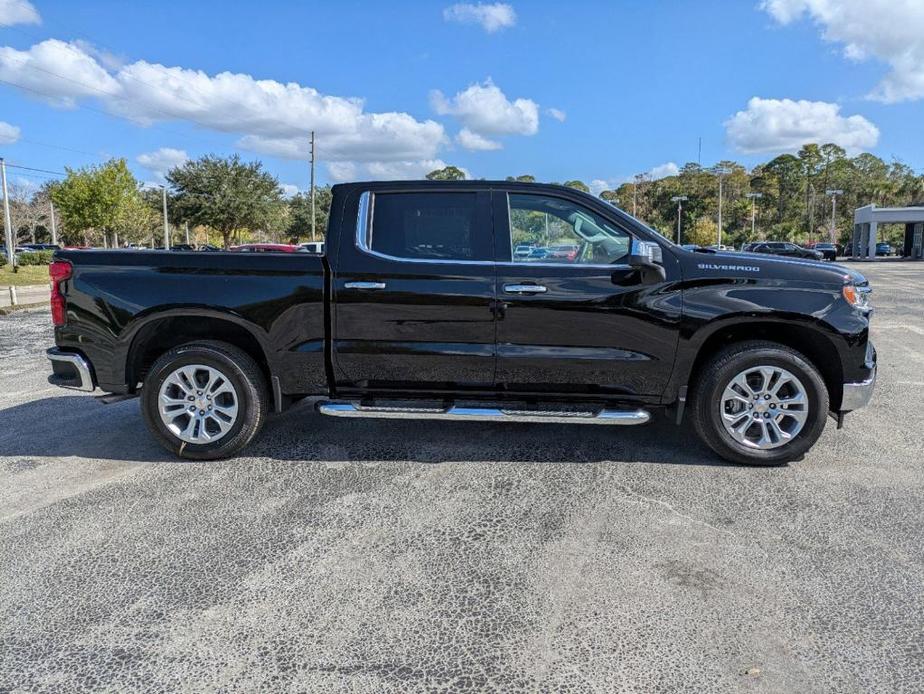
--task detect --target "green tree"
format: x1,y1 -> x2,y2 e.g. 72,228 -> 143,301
50,159 -> 141,247
287,186 -> 332,242
426,166 -> 466,181
563,180 -> 590,192
167,155 -> 285,249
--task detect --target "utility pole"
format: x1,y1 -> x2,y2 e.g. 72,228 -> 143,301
50,201 -> 58,245
746,192 -> 763,240
161,186 -> 170,249
185,221 -> 190,245
826,189 -> 843,244
715,167 -> 730,247
309,130 -> 316,241
671,195 -> 688,244
1,158 -> 14,268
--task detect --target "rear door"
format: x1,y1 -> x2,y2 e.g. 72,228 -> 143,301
492,188 -> 681,398
332,187 -> 497,391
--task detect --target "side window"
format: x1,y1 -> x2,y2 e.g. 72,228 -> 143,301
507,193 -> 631,265
369,192 -> 489,261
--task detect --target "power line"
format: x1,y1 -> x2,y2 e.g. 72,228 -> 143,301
4,163 -> 67,176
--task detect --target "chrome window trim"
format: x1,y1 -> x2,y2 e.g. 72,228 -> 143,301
353,189 -> 635,270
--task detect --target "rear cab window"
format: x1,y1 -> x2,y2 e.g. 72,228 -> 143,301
367,192 -> 492,262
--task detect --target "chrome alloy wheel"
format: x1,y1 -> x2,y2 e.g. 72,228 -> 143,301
719,366 -> 809,450
157,364 -> 239,444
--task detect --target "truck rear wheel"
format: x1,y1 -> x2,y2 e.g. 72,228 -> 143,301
691,341 -> 829,466
141,341 -> 268,460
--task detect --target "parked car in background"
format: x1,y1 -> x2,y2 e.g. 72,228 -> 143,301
513,244 -> 534,260
198,244 -> 222,252
230,243 -> 304,253
548,244 -> 579,261
169,244 -> 197,252
299,241 -> 325,254
750,242 -> 824,260
20,243 -> 61,252
812,242 -> 839,261
526,247 -> 552,261
875,242 -> 894,256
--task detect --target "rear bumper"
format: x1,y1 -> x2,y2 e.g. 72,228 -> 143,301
47,348 -> 95,392
841,342 -> 876,412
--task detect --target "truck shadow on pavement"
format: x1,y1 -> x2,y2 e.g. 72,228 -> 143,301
0,396 -> 732,467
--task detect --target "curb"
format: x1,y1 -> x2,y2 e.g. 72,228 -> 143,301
0,301 -> 49,316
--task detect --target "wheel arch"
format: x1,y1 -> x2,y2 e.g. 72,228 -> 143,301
124,310 -> 273,396
684,319 -> 844,411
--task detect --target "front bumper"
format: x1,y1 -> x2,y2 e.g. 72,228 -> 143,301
47,348 -> 95,392
841,342 -> 876,411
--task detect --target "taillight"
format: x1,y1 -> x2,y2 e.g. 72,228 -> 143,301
49,260 -> 72,327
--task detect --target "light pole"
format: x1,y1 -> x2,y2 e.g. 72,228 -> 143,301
1,158 -> 14,268
715,167 -> 730,247
670,195 -> 688,244
826,189 -> 843,244
746,192 -> 763,240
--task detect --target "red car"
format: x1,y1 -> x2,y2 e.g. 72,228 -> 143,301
548,244 -> 579,261
230,243 -> 303,253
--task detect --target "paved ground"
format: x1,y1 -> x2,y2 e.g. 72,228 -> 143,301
0,284 -> 47,308
0,263 -> 922,693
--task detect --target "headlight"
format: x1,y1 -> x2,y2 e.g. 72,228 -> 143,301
842,283 -> 872,311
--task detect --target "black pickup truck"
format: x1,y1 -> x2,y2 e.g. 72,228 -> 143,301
45,181 -> 876,465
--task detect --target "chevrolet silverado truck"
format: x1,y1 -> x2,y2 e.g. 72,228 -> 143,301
45,181 -> 876,465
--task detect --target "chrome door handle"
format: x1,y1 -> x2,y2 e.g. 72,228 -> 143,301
503,283 -> 547,294
345,281 -> 386,290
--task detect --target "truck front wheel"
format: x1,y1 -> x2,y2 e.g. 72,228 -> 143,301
140,341 -> 268,460
691,341 -> 829,466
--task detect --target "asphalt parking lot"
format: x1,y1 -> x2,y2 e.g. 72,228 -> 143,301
1,262 -> 922,693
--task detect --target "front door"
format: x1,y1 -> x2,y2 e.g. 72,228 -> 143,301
333,187 -> 497,391
493,189 -> 680,398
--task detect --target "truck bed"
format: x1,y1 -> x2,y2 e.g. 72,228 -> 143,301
53,250 -> 328,398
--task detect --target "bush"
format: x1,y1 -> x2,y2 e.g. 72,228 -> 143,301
0,254 -> 6,268
17,250 -> 55,266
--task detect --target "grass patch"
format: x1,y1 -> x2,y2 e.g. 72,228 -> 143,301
0,265 -> 50,287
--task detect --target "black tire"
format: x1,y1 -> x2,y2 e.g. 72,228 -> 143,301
691,341 -> 829,466
141,341 -> 268,460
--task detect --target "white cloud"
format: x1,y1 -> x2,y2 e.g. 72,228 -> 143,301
443,3 -> 516,33
649,162 -> 679,179
327,159 -> 466,182
136,147 -> 189,179
0,39 -> 120,108
545,107 -> 566,122
0,39 -> 447,177
456,128 -> 501,151
0,0 -> 40,26
761,0 -> 924,103
280,183 -> 300,198
431,79 -> 539,149
589,179 -> 611,196
725,97 -> 879,154
0,120 -> 20,144
589,163 -> 682,196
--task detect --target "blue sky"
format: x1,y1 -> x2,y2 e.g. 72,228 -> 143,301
1,0 -> 922,194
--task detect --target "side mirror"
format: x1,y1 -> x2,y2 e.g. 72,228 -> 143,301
628,239 -> 666,282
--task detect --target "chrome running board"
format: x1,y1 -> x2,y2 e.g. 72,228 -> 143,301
317,402 -> 650,426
